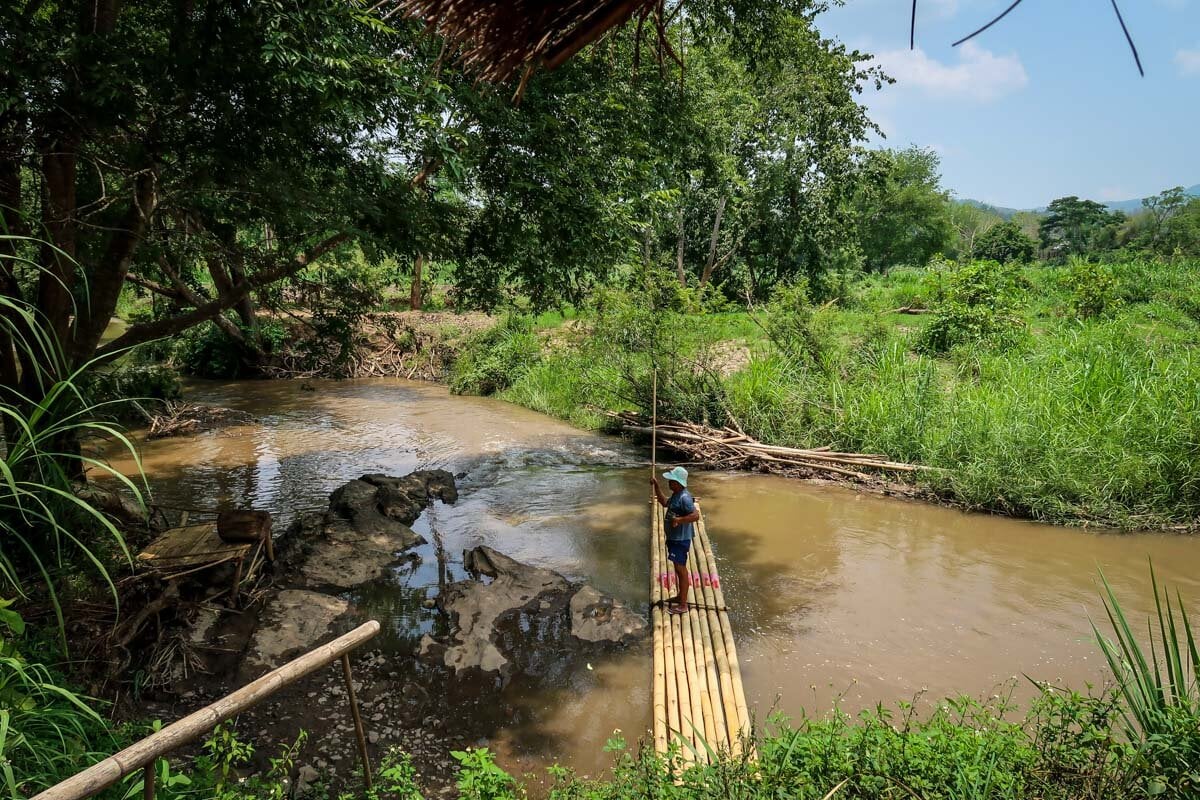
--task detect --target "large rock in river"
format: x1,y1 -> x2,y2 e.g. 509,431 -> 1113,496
419,546 -> 646,685
283,470 -> 457,589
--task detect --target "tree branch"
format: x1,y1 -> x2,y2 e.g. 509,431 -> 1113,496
95,231 -> 350,358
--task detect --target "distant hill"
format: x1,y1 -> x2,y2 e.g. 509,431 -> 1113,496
959,184 -> 1200,218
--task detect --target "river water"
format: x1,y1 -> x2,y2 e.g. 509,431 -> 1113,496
104,377 -> 1200,780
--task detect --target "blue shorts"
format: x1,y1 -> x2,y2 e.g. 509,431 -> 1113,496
666,539 -> 692,565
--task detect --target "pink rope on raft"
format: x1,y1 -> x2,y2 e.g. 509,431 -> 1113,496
658,572 -> 721,589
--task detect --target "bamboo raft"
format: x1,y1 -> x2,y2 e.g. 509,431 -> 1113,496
650,500 -> 750,761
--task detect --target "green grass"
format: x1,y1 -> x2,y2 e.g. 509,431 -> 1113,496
465,257 -> 1200,528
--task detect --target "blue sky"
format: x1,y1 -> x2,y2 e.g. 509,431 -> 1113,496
815,0 -> 1200,208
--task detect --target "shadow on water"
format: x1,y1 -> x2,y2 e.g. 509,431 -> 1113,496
96,377 -> 1200,782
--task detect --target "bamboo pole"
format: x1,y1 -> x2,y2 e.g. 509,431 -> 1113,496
698,517 -> 751,746
33,622 -> 381,800
688,529 -> 730,752
663,511 -> 694,762
684,542 -> 717,757
675,567 -> 705,762
650,499 -> 667,753
341,654 -> 373,792
656,504 -> 683,757
142,764 -> 154,800
691,514 -> 741,750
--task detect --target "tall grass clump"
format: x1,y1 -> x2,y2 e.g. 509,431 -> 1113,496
449,315 -> 542,396
0,235 -> 144,640
0,601 -> 115,799
1093,566 -> 1200,798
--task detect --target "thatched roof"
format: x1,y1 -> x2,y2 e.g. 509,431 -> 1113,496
395,0 -> 662,83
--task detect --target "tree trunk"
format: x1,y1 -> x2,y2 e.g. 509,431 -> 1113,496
699,195 -> 727,289
675,211 -> 686,287
410,253 -> 424,311
69,169 -> 158,366
37,142 -> 79,358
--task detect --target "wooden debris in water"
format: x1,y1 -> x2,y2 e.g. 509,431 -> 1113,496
148,402 -> 253,439
615,411 -> 929,481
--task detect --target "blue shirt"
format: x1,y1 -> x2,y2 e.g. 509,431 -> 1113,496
665,489 -> 696,542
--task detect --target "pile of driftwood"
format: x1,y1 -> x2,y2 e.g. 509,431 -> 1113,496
148,401 -> 253,439
612,411 -> 926,481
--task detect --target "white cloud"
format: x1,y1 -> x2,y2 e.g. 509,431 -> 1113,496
925,0 -> 959,18
872,42 -> 1028,102
1176,47 -> 1200,76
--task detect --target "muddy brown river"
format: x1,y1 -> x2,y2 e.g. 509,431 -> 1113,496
105,377 -> 1200,781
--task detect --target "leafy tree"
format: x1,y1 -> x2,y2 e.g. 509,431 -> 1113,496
947,202 -> 1002,260
456,8 -> 882,308
975,221 -> 1038,264
1162,199 -> 1200,257
0,2 -> 454,402
1038,196 -> 1123,260
855,147 -> 953,272
1125,188 -> 1200,257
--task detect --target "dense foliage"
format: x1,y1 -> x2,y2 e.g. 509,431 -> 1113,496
490,257 -> 1200,529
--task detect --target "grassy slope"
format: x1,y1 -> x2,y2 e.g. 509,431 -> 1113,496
493,258 -> 1200,529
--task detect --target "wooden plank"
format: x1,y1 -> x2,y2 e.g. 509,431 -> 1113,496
138,524 -> 250,570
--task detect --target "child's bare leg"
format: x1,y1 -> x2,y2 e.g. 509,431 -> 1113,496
674,562 -> 690,609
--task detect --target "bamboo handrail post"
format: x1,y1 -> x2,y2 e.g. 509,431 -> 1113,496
142,764 -> 154,800
341,653 -> 373,791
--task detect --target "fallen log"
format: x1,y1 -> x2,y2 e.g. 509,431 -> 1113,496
613,412 -> 933,480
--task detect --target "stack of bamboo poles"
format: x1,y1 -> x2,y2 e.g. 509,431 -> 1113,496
619,411 -> 925,481
650,500 -> 751,762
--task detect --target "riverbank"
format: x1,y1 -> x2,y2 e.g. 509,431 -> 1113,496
458,259 -> 1200,531
129,257 -> 1199,530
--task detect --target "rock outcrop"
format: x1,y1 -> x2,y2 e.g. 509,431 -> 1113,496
245,589 -> 351,672
420,545 -> 646,684
283,470 -> 456,589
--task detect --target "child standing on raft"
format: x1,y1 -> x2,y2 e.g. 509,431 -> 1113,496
652,466 -> 701,614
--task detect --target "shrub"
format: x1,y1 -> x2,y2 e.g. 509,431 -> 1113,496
172,319 -> 253,378
83,363 -> 182,420
918,260 -> 1026,354
1062,258 -> 1123,319
763,280 -> 830,369
0,259 -> 143,641
974,221 -> 1038,264
0,603 -> 115,799
450,317 -> 542,396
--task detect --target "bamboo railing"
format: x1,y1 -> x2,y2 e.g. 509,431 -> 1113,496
32,621 -> 381,800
